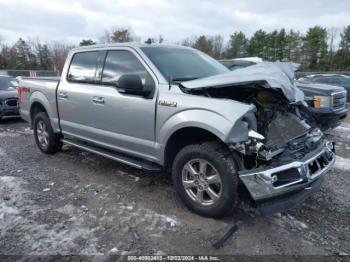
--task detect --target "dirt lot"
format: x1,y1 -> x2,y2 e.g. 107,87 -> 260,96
0,116 -> 349,258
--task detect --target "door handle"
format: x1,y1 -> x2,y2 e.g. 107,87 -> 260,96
92,97 -> 105,104
58,92 -> 68,99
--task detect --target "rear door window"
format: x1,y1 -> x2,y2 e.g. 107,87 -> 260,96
67,51 -> 100,83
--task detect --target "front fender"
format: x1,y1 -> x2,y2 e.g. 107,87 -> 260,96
158,109 -> 231,146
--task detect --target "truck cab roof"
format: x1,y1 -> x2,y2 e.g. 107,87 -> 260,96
72,43 -> 191,52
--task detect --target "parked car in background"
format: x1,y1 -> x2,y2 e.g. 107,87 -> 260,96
19,44 -> 335,218
296,80 -> 348,129
218,57 -> 262,71
298,74 -> 350,102
0,75 -> 20,121
219,59 -> 348,130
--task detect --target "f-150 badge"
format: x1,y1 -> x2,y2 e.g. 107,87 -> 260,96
159,100 -> 178,107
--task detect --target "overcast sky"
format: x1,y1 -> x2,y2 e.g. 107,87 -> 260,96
1,0 -> 350,44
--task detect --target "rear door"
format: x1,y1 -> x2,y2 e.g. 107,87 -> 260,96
57,50 -> 106,140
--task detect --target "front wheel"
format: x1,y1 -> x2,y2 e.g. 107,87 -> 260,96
33,112 -> 62,154
172,142 -> 239,218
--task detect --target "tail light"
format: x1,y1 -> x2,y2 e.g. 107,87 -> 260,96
17,86 -> 30,104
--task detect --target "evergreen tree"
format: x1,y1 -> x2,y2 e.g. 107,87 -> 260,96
303,26 -> 328,70
247,30 -> 268,59
226,31 -> 248,58
111,28 -> 133,43
285,30 -> 303,62
193,35 -> 214,56
79,39 -> 96,46
37,44 -> 51,69
337,26 -> 350,70
14,38 -> 37,69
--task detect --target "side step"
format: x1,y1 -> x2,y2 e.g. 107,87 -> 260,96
61,139 -> 162,172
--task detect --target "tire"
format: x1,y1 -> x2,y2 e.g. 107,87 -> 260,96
172,141 -> 239,218
33,112 -> 62,154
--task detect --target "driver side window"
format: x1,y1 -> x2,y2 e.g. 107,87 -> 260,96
101,50 -> 155,91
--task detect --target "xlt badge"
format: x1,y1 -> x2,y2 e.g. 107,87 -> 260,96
158,100 -> 178,107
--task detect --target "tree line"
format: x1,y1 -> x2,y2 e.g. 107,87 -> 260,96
1,25 -> 350,73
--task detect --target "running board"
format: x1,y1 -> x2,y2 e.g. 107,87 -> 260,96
61,139 -> 162,172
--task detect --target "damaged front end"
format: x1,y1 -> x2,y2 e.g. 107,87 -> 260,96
228,90 -> 335,203
180,62 -> 336,212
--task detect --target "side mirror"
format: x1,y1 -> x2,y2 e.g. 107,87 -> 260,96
117,74 -> 151,97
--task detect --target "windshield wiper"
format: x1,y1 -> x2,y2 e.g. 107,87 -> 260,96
171,77 -> 198,83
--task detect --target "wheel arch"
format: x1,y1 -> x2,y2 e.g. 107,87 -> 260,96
29,92 -> 58,131
163,126 -> 227,171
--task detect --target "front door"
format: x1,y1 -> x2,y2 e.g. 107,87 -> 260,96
58,49 -> 158,161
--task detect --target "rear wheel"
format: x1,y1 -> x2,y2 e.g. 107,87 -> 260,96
172,142 -> 239,218
33,112 -> 62,154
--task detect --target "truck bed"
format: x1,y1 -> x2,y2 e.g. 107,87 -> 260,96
19,77 -> 61,130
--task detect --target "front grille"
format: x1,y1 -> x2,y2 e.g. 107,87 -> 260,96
5,98 -> 18,107
332,91 -> 347,111
273,168 -> 302,187
307,150 -> 334,178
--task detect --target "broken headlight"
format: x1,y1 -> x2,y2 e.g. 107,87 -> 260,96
313,96 -> 332,108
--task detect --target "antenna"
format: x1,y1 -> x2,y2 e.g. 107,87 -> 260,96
168,75 -> 172,90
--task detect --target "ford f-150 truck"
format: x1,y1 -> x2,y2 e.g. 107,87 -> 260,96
18,43 -> 336,218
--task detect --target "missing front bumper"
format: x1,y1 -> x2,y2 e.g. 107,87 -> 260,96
239,141 -> 335,201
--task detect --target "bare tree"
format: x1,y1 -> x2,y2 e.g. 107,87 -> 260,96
328,27 -> 339,70
99,30 -> 111,44
50,42 -> 75,73
144,35 -> 165,44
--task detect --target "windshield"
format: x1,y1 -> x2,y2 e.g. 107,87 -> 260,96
0,77 -> 19,90
141,46 -> 229,82
340,76 -> 350,86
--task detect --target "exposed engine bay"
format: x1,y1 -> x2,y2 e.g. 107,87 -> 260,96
186,84 -> 324,169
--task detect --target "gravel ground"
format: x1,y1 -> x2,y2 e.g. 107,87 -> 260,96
0,116 -> 349,258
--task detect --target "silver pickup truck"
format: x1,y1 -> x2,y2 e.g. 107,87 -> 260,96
19,43 -> 335,218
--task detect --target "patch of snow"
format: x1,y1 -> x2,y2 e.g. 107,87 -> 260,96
0,132 -> 20,137
165,217 -> 178,227
109,247 -> 119,253
0,147 -> 5,156
0,176 -> 99,255
334,156 -> 350,170
114,202 -> 180,236
154,250 -> 167,256
42,188 -> 51,192
331,123 -> 350,139
273,214 -> 308,230
22,127 -> 34,134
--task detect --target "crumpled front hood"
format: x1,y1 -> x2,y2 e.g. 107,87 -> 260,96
181,62 -> 305,103
0,90 -> 17,100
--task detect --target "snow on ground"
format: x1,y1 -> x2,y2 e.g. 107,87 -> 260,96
0,176 -> 100,255
0,147 -> 5,156
273,213 -> 309,231
331,122 -> 350,140
0,174 -> 181,255
334,156 -> 350,170
0,127 -> 33,137
0,131 -> 20,137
